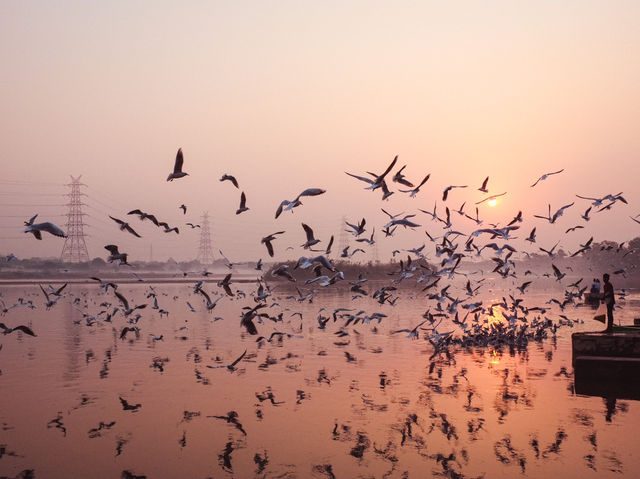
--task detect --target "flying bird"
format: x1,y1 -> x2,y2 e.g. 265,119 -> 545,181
179,204 -> 187,214
531,169 -> 564,187
167,148 -> 188,181
392,165 -> 414,187
236,192 -> 249,215
0,322 -> 36,337
206,350 -> 247,371
345,155 -> 397,191
261,231 -> 285,257
275,188 -> 326,219
109,216 -> 142,238
105,245 -> 128,264
478,176 -> 490,193
442,185 -> 467,201
23,214 -> 66,240
301,223 -> 320,249
220,174 -> 239,188
475,192 -> 506,205
127,209 -> 159,226
399,175 -> 430,198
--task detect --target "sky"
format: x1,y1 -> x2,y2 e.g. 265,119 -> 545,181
1,1 -> 639,263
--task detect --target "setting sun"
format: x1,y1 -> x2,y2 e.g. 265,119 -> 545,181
488,199 -> 497,207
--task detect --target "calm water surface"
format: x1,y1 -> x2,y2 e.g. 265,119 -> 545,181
0,281 -> 639,478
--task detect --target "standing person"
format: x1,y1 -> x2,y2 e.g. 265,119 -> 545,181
602,273 -> 615,332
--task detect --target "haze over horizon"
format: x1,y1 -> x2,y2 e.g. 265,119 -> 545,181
2,1 -> 639,263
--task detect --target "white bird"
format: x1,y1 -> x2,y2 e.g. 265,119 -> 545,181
531,169 -> 564,187
23,214 -> 66,240
475,192 -> 506,205
301,223 -> 320,249
400,174 -> 430,198
275,188 -> 326,218
167,148 -> 188,181
345,155 -> 397,191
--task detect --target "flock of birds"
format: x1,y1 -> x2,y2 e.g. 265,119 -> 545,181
2,150 -> 638,478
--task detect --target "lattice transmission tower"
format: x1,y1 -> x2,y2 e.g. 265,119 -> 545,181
196,212 -> 214,264
60,175 -> 90,263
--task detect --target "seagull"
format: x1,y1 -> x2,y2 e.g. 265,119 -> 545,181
392,165 -> 414,187
475,192 -> 506,205
261,231 -> 285,257
104,245 -> 128,264
301,223 -> 320,249
186,223 -> 201,228
114,291 -> 147,316
236,192 -> 249,215
345,218 -> 366,237
295,255 -> 336,272
179,204 -> 187,214
127,209 -> 160,226
23,215 -> 66,240
478,176 -> 490,193
442,185 -> 467,201
551,264 -> 566,281
90,276 -> 118,292
218,250 -> 234,269
220,174 -> 239,188
345,155 -> 397,191
158,222 -> 179,234
516,281 -> 532,294
207,350 -> 247,371
581,207 -> 592,222
39,284 -> 60,309
167,148 -> 188,181
399,175 -> 430,198
119,397 -> 142,412
218,273 -> 234,296
271,264 -> 296,282
539,241 -> 560,258
109,216 -> 142,238
525,227 -> 537,243
0,322 -> 36,337
531,169 -> 564,187
275,188 -> 326,218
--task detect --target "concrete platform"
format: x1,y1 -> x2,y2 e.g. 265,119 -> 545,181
572,328 -> 640,400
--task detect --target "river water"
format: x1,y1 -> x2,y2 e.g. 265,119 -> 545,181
0,281 -> 638,478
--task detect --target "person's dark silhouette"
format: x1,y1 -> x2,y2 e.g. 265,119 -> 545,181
602,273 -> 615,332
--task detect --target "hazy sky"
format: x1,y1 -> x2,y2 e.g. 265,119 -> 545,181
1,1 -> 639,263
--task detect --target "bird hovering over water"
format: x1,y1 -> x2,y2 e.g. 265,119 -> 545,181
301,223 -> 320,249
167,148 -> 188,181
